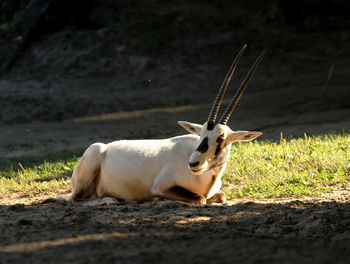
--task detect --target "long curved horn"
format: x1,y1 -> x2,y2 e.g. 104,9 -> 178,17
219,49 -> 267,125
206,44 -> 247,130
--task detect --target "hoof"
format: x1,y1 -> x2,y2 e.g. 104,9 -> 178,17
207,192 -> 226,204
193,196 -> 207,205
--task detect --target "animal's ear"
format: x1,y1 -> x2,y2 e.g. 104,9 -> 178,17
227,131 -> 262,144
178,121 -> 203,135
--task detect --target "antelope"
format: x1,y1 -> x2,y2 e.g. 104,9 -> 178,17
69,44 -> 265,205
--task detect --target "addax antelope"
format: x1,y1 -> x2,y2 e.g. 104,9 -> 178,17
69,44 -> 266,205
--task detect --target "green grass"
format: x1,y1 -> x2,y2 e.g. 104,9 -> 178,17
223,133 -> 350,199
0,156 -> 78,197
0,133 -> 349,200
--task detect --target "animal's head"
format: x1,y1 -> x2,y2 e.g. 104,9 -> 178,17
178,44 -> 265,175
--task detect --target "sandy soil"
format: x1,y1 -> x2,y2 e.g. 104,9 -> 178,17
1,187 -> 350,263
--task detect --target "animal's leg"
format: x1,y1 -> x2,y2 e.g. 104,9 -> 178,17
69,143 -> 106,203
76,197 -> 120,206
160,185 -> 206,205
150,170 -> 206,205
206,191 -> 226,204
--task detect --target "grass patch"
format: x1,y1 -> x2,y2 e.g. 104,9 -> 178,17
223,133 -> 350,199
0,156 -> 79,197
0,133 -> 349,200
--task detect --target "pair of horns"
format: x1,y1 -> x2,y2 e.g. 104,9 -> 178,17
207,44 -> 266,130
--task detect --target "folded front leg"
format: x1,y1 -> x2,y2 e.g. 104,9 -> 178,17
150,167 -> 206,205
157,185 -> 206,205
206,191 -> 226,204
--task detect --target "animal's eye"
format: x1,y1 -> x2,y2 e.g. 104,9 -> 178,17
216,135 -> 224,143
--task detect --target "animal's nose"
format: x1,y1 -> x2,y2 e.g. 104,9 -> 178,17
189,161 -> 199,168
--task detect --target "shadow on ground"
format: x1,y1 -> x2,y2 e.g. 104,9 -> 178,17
0,200 -> 350,263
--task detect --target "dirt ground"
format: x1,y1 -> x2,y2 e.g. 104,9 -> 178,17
1,189 -> 350,263
1,1 -> 350,263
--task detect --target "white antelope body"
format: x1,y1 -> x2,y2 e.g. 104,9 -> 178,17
69,45 -> 265,205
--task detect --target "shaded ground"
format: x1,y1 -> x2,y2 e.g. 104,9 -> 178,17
1,192 -> 350,263
1,101 -> 350,158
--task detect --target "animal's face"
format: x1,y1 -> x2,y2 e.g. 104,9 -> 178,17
178,121 -> 262,175
178,44 -> 266,175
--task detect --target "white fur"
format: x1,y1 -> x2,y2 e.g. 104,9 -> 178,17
69,121 -> 261,205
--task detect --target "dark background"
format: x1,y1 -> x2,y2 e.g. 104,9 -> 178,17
0,0 -> 349,157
